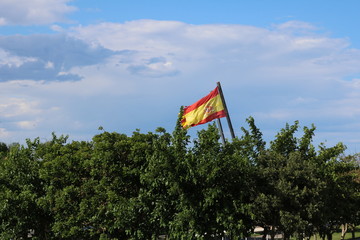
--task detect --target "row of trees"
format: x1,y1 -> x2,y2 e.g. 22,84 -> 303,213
0,117 -> 359,239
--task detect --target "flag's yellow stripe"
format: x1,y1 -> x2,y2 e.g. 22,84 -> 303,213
182,94 -> 224,127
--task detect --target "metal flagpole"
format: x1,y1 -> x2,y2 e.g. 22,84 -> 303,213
217,118 -> 226,145
217,82 -> 236,139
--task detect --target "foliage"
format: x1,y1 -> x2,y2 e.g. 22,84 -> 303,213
0,139 -> 51,239
0,118 -> 359,240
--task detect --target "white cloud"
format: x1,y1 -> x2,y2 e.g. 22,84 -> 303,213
0,49 -> 37,67
0,98 -> 42,118
0,0 -> 76,26
16,120 -> 40,130
51,24 -> 65,32
45,61 -> 55,69
0,128 -> 10,138
272,20 -> 318,32
65,20 -> 360,108
1,20 -> 360,150
0,18 -> 7,25
66,20 -> 360,90
0,34 -> 116,81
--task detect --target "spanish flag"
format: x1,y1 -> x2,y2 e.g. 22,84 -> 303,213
181,86 -> 226,129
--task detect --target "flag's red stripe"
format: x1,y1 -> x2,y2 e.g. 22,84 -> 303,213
188,110 -> 226,127
183,87 -> 220,115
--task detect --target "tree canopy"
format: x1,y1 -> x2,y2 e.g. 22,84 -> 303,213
0,118 -> 359,239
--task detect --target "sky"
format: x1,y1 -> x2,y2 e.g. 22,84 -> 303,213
1,0 -> 360,153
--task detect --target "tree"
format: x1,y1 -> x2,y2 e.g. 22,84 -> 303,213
0,142 -> 8,157
0,138 -> 50,239
0,118 -> 355,240
252,121 -> 346,240
38,135 -> 94,239
315,151 -> 360,240
164,121 -> 255,239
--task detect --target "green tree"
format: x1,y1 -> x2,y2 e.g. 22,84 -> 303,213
0,118 -> 357,240
0,138 -> 50,239
138,127 -> 181,239
0,142 -> 8,157
36,134 -> 94,239
253,121 -> 346,240
165,122 -> 255,239
316,150 -> 360,240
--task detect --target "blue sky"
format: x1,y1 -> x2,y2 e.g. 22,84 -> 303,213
1,0 -> 360,152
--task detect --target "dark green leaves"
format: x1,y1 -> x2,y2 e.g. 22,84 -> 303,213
0,119 -> 358,240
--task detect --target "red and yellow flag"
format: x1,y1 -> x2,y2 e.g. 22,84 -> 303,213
181,86 -> 226,129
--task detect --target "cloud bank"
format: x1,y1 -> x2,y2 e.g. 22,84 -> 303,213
0,0 -> 76,25
1,20 -> 360,151
0,34 -> 116,81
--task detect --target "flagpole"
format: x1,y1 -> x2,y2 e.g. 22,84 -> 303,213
217,82 -> 236,139
216,118 -> 226,145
